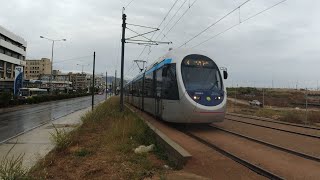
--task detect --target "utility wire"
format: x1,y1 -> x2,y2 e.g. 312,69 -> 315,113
193,0 -> 288,48
178,0 -> 252,48
161,0 -> 198,40
125,61 -> 135,76
135,0 -> 180,61
54,55 -> 92,64
125,0 -> 135,9
146,0 -> 198,65
154,0 -> 188,41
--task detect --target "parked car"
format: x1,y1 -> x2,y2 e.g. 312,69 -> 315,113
249,100 -> 263,107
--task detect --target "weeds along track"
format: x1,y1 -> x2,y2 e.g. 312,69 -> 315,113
225,115 -> 320,139
179,125 -> 320,179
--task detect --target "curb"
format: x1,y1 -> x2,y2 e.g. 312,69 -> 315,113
125,104 -> 192,169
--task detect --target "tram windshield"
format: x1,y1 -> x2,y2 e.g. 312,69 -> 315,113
181,55 -> 222,91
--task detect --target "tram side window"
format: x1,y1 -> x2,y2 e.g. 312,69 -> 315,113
155,68 -> 162,98
133,81 -> 138,96
134,78 -> 142,97
130,83 -> 133,95
144,72 -> 153,98
162,64 -> 179,100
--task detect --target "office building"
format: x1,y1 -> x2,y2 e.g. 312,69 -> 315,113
25,58 -> 51,80
0,25 -> 27,91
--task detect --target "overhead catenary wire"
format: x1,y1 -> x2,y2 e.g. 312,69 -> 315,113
161,0 -> 198,41
192,0 -> 288,48
146,0 -> 199,65
178,0 -> 252,48
53,55 -> 92,64
125,0 -> 135,9
154,0 -> 188,41
135,0 -> 180,61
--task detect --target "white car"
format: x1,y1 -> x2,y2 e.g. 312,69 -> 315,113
249,100 -> 262,107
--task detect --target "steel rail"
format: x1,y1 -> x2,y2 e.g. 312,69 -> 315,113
225,118 -> 320,139
182,130 -> 284,180
227,113 -> 320,130
210,125 -> 320,163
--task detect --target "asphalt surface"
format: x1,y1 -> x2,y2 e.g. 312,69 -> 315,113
0,95 -> 106,143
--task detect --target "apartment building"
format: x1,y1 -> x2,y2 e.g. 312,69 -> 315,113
25,58 -> 51,80
0,25 -> 27,91
38,74 -> 72,92
69,73 -> 88,91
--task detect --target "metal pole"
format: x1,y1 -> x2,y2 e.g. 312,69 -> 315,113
92,52 -> 95,111
106,71 -> 108,99
111,81 -> 113,95
120,13 -> 127,111
114,70 -> 117,94
262,88 -> 265,107
50,41 -> 54,94
234,85 -> 237,112
305,88 -> 308,124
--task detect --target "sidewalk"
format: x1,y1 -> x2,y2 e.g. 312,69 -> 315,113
0,104 -> 95,170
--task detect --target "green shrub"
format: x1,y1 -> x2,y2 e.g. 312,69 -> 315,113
0,92 -> 11,107
0,144 -> 29,180
50,124 -> 72,151
74,148 -> 91,157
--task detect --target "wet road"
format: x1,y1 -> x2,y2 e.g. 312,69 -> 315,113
0,95 -> 106,143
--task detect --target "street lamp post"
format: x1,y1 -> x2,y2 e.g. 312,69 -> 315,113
40,36 -> 66,94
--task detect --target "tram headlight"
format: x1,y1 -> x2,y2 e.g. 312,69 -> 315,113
193,96 -> 201,100
215,96 -> 221,100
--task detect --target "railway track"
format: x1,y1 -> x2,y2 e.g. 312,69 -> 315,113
179,124 -> 320,179
182,130 -> 284,180
210,125 -> 320,163
129,104 -> 320,179
224,117 -> 320,139
227,113 -> 320,130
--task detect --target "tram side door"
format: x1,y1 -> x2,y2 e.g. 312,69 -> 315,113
155,69 -> 162,118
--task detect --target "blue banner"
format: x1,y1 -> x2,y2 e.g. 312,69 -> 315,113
14,66 -> 23,95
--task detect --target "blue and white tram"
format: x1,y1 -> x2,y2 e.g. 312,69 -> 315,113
124,49 -> 228,123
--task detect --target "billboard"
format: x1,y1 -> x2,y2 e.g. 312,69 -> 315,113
14,66 -> 23,95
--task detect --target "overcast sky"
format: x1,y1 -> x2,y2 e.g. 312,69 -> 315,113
1,0 -> 319,88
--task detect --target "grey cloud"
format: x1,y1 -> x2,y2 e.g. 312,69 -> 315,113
0,0 -> 319,89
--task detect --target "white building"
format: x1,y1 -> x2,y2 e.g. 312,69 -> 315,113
0,25 -> 27,92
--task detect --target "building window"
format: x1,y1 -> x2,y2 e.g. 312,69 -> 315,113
6,63 -> 12,78
5,50 -> 11,56
0,61 -> 4,79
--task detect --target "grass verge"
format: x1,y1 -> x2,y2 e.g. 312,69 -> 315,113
0,143 -> 29,180
50,124 -> 72,151
29,97 -> 170,179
